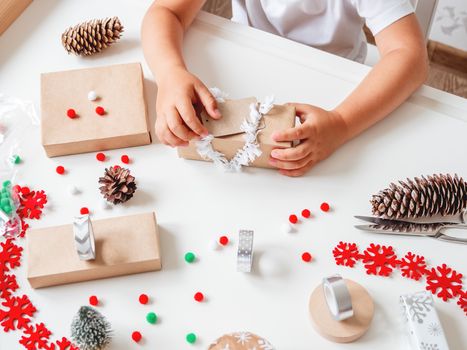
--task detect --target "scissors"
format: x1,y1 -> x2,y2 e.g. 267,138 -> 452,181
354,215 -> 467,245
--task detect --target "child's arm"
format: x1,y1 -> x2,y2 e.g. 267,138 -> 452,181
270,14 -> 429,176
141,0 -> 220,147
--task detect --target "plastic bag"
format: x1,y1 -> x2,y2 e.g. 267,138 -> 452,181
0,93 -> 38,238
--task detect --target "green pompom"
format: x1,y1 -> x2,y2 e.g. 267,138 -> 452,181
184,252 -> 196,263
146,312 -> 157,324
71,306 -> 112,350
186,333 -> 197,344
12,155 -> 21,164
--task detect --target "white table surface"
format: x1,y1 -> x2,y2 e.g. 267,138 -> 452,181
1,1 -> 466,349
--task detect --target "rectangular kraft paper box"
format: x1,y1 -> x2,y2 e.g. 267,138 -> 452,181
178,98 -> 295,169
41,62 -> 151,157
27,212 -> 161,289
0,0 -> 32,36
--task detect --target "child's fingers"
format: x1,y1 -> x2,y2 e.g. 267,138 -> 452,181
176,101 -> 208,137
155,116 -> 188,147
270,143 -> 311,161
279,159 -> 316,177
269,152 -> 314,170
272,123 -> 310,142
167,107 -> 198,141
195,83 -> 221,119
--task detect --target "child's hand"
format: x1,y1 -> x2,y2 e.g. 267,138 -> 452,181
155,67 -> 221,147
269,103 -> 348,177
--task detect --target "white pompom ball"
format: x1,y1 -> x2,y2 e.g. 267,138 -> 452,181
281,222 -> 294,234
68,185 -> 80,195
209,239 -> 219,251
87,90 -> 98,101
258,250 -> 286,277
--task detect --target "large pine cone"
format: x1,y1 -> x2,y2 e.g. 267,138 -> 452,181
61,17 -> 123,56
371,174 -> 467,219
98,166 -> 136,205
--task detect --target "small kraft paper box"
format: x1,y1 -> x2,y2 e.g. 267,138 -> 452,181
27,212 -> 161,288
400,291 -> 450,350
178,97 -> 295,169
41,62 -> 151,157
0,0 -> 32,35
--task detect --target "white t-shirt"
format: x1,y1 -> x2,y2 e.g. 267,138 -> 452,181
232,0 -> 414,62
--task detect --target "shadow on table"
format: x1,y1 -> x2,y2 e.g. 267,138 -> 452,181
437,307 -> 463,349
157,224 -> 180,271
0,0 -> 61,68
144,78 -> 158,143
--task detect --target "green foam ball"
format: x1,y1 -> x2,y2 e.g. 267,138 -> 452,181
146,312 -> 157,324
186,333 -> 197,344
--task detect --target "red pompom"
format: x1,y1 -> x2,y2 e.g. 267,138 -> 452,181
219,236 -> 229,246
301,209 -> 311,218
301,252 -> 312,262
121,155 -> 130,164
80,207 -> 89,215
320,202 -> 330,212
66,109 -> 77,119
289,214 -> 298,224
194,292 -> 204,302
95,106 -> 105,116
96,153 -> 106,162
132,331 -> 142,343
56,166 -> 65,175
89,295 -> 98,306
138,294 -> 149,305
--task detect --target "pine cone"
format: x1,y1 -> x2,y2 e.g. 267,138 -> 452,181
61,17 -> 123,56
98,166 -> 136,204
371,174 -> 467,219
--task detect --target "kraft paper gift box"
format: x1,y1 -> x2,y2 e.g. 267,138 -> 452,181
400,291 -> 450,350
0,0 -> 32,35
41,62 -> 151,157
27,212 -> 161,288
178,97 -> 296,169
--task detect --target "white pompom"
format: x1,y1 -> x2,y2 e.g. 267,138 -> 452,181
101,200 -> 111,210
281,222 -> 294,234
87,90 -> 98,101
209,239 -> 219,251
68,185 -> 80,195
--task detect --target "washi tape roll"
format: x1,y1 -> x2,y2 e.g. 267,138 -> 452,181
73,214 -> 96,261
237,229 -> 254,272
323,274 -> 354,321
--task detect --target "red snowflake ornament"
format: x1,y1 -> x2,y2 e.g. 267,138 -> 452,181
19,323 -> 52,350
0,295 -> 37,331
426,263 -> 463,302
332,241 -> 360,267
0,273 -> 19,298
53,337 -> 79,350
17,190 -> 47,220
360,243 -> 398,276
457,290 -> 467,316
0,239 -> 23,274
399,252 -> 427,281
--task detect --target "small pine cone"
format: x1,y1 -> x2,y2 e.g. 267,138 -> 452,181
61,17 -> 123,56
371,174 -> 467,219
98,166 -> 136,205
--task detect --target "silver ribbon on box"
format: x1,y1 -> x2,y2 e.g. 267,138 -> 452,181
400,291 -> 450,350
237,229 -> 254,272
323,274 -> 354,321
73,214 -> 96,261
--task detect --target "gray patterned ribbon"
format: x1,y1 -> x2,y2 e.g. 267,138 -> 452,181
73,214 -> 96,261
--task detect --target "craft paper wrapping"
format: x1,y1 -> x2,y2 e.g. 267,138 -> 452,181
178,98 -> 295,169
27,212 -> 161,288
400,291 -> 450,350
0,0 -> 32,35
209,332 -> 275,350
41,62 -> 151,157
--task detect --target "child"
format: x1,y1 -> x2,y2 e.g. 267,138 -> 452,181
141,0 -> 428,176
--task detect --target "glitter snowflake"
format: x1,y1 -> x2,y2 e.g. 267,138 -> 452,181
360,243 -> 398,276
257,337 -> 275,350
427,322 -> 443,336
399,252 -> 427,281
425,263 -> 463,301
332,241 -> 360,267
234,332 -> 252,345
420,342 -> 439,350
0,239 -> 23,274
0,295 -> 37,331
17,190 -> 47,220
402,292 -> 433,324
0,273 -> 19,298
19,323 -> 52,350
457,290 -> 467,316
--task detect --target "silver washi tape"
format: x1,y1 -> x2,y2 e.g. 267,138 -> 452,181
323,274 -> 354,321
73,214 -> 96,261
237,229 -> 254,272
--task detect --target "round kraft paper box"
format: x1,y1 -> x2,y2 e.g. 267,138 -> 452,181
208,332 -> 275,349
